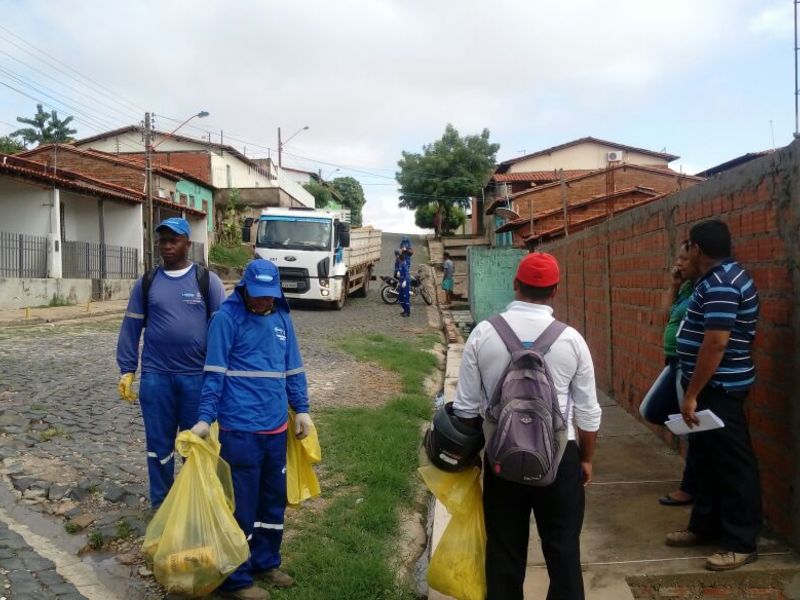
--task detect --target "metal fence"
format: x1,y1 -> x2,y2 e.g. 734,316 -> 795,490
190,242 -> 206,265
62,241 -> 138,279
0,231 -> 48,278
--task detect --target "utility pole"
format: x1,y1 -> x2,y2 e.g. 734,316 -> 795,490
795,0 -> 799,138
277,127 -> 282,168
144,112 -> 155,271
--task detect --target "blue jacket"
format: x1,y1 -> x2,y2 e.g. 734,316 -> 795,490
198,288 -> 309,432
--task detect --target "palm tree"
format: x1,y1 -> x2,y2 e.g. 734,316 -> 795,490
12,104 -> 77,147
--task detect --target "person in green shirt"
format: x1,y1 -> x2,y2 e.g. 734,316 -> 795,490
640,240 -> 699,506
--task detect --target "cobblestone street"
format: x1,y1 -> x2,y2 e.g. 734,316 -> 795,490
0,233 -> 438,599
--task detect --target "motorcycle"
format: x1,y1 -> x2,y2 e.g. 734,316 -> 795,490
380,266 -> 433,306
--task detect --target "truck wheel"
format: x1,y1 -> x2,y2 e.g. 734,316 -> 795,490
354,268 -> 371,298
333,279 -> 348,310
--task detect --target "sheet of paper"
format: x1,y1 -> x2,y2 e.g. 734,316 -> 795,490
665,409 -> 725,435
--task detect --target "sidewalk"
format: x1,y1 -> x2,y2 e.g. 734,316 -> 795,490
430,344 -> 800,599
0,298 -> 129,327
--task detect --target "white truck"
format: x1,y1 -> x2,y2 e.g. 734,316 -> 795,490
242,207 -> 382,309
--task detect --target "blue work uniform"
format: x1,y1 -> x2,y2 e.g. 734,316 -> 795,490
398,260 -> 411,316
198,287 -> 309,593
399,236 -> 413,268
116,265 -> 226,507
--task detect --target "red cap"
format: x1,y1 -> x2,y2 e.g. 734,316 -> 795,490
516,252 -> 560,287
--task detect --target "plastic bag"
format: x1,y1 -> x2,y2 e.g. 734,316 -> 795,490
286,410 -> 322,506
142,424 -> 249,598
419,465 -> 486,600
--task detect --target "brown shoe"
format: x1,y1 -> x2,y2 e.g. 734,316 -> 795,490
665,529 -> 706,547
705,550 -> 758,571
217,585 -> 270,600
261,568 -> 295,588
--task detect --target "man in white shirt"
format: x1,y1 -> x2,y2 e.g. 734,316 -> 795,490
453,252 -> 601,600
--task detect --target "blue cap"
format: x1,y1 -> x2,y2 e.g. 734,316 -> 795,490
156,217 -> 191,237
242,259 -> 282,298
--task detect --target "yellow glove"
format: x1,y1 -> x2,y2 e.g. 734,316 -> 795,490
118,373 -> 137,403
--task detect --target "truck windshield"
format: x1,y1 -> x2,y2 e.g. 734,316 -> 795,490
257,217 -> 332,251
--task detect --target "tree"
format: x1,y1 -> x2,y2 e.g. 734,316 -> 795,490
303,181 -> 335,209
415,202 -> 465,232
396,123 -> 499,233
0,135 -> 24,154
12,104 -> 77,147
331,176 -> 366,227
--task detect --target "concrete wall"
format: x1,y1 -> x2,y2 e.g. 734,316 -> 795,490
0,178 -> 52,236
468,247 -> 527,324
61,191 -> 101,243
0,277 -> 136,309
509,141 -> 670,172
539,139 -> 800,547
103,201 -> 142,253
210,153 -> 274,189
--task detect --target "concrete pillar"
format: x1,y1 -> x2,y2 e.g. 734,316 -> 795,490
47,188 -> 62,279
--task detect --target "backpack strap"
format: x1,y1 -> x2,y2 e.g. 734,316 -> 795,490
530,320 -> 568,354
140,267 -> 159,328
195,264 -> 212,322
487,315 -> 524,354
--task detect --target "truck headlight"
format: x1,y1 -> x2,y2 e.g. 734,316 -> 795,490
319,278 -> 329,288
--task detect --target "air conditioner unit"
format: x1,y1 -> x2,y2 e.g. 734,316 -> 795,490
607,151 -> 624,162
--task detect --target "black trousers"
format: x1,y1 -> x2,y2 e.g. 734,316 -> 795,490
688,385 -> 762,553
484,441 -> 585,600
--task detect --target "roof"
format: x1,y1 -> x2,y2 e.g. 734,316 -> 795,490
0,153 -> 206,217
74,125 -> 267,176
490,170 -> 594,183
695,150 -> 776,178
495,136 -> 679,173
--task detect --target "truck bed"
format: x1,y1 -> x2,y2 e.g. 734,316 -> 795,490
345,226 -> 382,268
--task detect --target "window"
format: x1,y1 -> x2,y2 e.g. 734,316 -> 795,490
179,193 -> 188,206
169,191 -> 175,202
189,195 -> 196,207
202,199 -> 209,213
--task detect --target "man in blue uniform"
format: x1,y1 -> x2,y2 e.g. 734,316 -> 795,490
192,259 -> 313,600
116,217 -> 226,508
397,250 -> 411,318
399,236 -> 414,268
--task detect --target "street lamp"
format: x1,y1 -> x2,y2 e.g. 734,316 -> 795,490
144,110 -> 210,271
277,125 -> 309,168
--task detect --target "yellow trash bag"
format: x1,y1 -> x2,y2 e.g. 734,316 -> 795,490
419,465 -> 486,600
286,410 -> 322,506
142,425 -> 249,598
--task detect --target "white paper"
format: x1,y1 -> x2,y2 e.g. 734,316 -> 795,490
665,409 -> 725,435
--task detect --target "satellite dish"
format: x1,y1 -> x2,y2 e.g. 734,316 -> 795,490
496,207 -> 520,220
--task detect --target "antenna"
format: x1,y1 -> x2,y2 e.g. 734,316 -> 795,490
770,120 -> 776,150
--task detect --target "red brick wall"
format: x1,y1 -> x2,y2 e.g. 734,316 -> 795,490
540,143 -> 800,545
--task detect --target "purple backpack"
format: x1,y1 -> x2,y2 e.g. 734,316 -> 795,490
484,316 -> 570,487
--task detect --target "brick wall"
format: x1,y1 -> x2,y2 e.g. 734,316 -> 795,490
540,141 -> 800,546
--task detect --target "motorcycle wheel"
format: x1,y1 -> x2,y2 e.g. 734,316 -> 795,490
381,285 -> 399,305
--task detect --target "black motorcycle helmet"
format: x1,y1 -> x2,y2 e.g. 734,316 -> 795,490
424,403 -> 485,472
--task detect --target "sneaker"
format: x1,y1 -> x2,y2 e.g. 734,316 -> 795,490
261,568 -> 295,587
401,312 -> 410,318
217,585 -> 270,599
665,529 -> 707,547
705,550 -> 757,571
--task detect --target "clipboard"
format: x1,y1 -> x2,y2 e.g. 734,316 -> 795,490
665,409 -> 725,435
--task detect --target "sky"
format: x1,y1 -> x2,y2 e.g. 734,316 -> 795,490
0,0 -> 795,233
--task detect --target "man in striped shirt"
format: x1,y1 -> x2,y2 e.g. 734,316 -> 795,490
668,219 -> 762,571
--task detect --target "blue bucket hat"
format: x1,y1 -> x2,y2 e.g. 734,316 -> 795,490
156,217 -> 191,237
241,259 -> 282,298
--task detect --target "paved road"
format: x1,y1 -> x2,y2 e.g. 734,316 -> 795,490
0,232 -> 434,599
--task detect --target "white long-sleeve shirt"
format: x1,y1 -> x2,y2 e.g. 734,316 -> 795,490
452,301 -> 602,440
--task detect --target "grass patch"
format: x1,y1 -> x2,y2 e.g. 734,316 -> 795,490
87,530 -> 104,550
64,521 -> 80,534
39,426 -> 67,442
209,243 -> 251,269
272,333 -> 438,600
116,519 -> 133,540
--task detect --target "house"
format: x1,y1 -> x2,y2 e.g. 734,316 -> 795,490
480,137 -> 684,246
0,153 -> 209,309
494,163 -> 702,247
695,150 -> 776,178
18,144 -> 216,239
73,127 -> 315,227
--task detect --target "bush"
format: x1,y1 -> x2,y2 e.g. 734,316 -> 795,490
209,243 -> 252,269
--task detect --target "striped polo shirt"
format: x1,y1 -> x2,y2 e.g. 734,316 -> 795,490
676,259 -> 759,393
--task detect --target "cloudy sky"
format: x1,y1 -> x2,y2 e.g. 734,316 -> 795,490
0,0 -> 794,232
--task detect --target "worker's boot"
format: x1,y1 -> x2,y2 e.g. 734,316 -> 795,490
261,568 -> 295,588
217,585 -> 270,600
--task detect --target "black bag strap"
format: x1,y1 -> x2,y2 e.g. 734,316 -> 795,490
530,320 -> 568,355
140,267 -> 159,327
142,263 -> 212,326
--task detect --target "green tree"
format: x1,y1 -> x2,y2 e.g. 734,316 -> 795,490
0,135 -> 24,154
12,104 -> 77,147
396,123 -> 498,233
304,181 -> 335,209
414,202 -> 465,232
217,188 -> 244,245
331,176 -> 366,227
